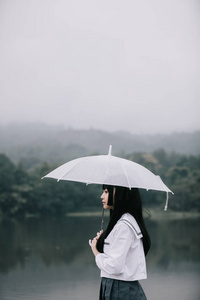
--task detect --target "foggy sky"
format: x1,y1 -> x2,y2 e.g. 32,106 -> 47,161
0,0 -> 200,134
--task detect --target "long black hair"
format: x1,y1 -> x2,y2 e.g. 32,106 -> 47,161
96,185 -> 151,256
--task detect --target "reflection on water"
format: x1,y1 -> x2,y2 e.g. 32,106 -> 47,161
0,214 -> 199,300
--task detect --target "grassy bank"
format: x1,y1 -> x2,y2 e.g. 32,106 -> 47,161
66,210 -> 200,220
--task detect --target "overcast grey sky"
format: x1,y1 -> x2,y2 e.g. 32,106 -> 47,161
0,0 -> 199,134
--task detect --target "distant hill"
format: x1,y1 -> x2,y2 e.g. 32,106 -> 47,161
0,123 -> 199,165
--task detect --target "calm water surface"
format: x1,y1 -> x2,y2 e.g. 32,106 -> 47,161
0,213 -> 199,300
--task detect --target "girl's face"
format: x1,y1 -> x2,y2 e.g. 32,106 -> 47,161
101,189 -> 114,210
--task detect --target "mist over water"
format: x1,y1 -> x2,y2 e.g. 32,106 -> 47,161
0,214 -> 199,300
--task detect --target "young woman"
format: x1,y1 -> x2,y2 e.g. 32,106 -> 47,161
90,185 -> 151,300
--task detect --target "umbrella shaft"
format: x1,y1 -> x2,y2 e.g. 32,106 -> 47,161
100,207 -> 104,232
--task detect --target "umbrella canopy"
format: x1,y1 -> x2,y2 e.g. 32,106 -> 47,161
42,145 -> 173,209
42,146 -> 171,192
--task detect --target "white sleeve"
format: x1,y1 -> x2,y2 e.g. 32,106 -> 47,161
95,223 -> 133,275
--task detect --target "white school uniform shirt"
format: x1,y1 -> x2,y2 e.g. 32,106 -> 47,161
95,213 -> 147,281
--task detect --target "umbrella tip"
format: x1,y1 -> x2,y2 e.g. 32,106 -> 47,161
108,145 -> 112,156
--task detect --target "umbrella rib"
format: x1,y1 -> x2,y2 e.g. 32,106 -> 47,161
119,160 -> 131,190
56,157 -> 86,182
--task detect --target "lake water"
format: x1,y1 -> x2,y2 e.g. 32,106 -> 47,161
0,213 -> 199,300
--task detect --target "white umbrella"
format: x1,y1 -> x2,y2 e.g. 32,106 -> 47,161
42,145 -> 173,210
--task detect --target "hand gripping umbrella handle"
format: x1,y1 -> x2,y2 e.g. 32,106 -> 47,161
89,207 -> 104,247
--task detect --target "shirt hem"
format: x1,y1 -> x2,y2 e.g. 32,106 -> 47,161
100,272 -> 147,282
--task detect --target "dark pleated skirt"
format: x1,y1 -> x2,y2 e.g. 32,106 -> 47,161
99,277 -> 147,300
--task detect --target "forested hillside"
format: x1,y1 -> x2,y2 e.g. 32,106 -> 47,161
0,123 -> 200,167
0,149 -> 199,218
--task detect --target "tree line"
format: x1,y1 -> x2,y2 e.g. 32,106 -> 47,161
0,149 -> 199,218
